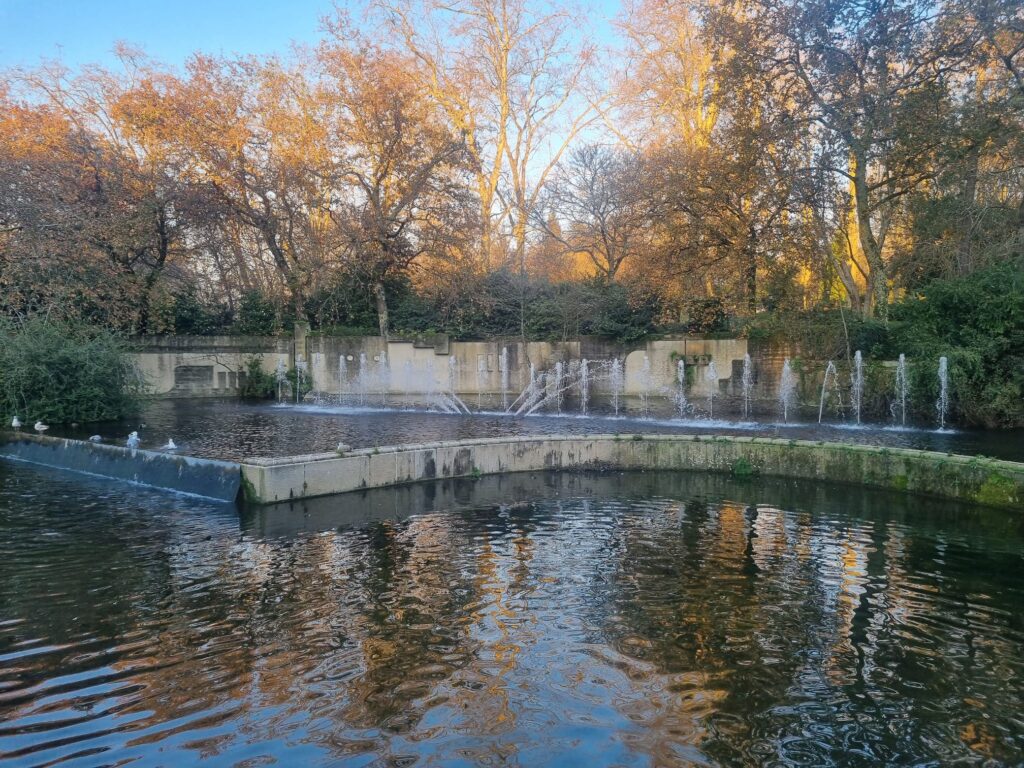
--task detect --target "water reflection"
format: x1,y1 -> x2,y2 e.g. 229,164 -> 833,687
1,465 -> 1022,766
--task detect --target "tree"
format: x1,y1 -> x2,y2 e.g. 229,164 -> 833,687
316,31 -> 472,337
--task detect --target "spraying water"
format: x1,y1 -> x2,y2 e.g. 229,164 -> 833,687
893,353 -> 908,427
851,350 -> 864,425
338,355 -> 348,399
357,353 -> 369,406
499,347 -> 509,410
295,357 -> 308,404
705,361 -> 719,419
275,359 -> 288,403
610,358 -> 624,416
937,356 -> 949,429
818,361 -> 840,423
580,359 -> 590,415
741,353 -> 753,419
640,355 -> 652,418
477,356 -> 487,408
779,358 -> 797,423
675,359 -> 688,417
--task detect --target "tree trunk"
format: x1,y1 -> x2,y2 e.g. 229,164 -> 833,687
957,143 -> 979,275
374,281 -> 390,340
851,151 -> 889,319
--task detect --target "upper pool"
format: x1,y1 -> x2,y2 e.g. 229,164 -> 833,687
49,398 -> 1024,462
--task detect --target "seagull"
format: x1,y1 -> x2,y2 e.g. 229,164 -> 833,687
88,435 -> 103,443
162,439 -> 177,451
10,416 -> 21,429
126,431 -> 140,449
34,421 -> 49,433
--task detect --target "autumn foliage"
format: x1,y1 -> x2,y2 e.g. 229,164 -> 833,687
0,0 -> 1021,337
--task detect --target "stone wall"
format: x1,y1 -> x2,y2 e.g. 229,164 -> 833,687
133,335 -> 292,396
240,434 -> 1024,510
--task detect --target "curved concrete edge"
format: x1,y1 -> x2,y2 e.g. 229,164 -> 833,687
239,434 -> 1024,510
0,432 -> 242,502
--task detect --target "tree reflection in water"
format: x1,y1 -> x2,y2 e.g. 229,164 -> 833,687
0,466 -> 1022,766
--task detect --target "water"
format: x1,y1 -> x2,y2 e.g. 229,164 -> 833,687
610,358 -> 623,416
741,353 -> 753,419
779,358 -> 797,423
705,361 -> 719,418
53,398 -> 1024,462
500,347 -> 509,410
851,350 -> 864,424
1,463 -> 1022,766
675,359 -> 688,417
938,356 -> 950,430
580,359 -> 590,415
818,361 -> 842,424
894,353 -> 908,427
639,355 -> 652,418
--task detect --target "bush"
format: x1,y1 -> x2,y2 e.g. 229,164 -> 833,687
0,318 -> 143,424
238,356 -> 276,400
234,291 -> 280,336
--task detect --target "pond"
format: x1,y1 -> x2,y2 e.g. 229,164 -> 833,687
1,463 -> 1022,766
51,398 -> 1024,462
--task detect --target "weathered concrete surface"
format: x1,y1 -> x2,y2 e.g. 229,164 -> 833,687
0,432 -> 241,501
240,434 -> 1024,510
132,335 -> 292,396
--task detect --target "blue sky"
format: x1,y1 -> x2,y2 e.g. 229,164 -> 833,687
0,0 -> 621,71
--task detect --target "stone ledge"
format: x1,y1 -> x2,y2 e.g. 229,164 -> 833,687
239,434 -> 1024,510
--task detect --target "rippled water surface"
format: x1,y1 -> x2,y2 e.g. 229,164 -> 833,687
54,398 -> 1024,461
1,464 -> 1023,766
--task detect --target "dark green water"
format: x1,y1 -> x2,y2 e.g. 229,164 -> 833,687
1,464 -> 1022,766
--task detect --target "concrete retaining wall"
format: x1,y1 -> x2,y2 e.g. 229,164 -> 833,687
240,434 -> 1024,510
0,432 -> 242,501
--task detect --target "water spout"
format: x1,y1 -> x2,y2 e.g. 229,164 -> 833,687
937,356 -> 949,429
500,347 -> 509,410
851,350 -> 864,425
818,361 -> 840,424
675,359 -> 688,417
779,358 -> 797,423
741,353 -> 753,419
705,361 -> 719,419
893,353 -> 908,427
610,358 -> 623,416
580,359 -> 590,415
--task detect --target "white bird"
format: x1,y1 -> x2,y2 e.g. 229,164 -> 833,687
10,416 -> 21,429
162,439 -> 177,451
88,435 -> 103,443
126,431 -> 140,449
34,421 -> 48,433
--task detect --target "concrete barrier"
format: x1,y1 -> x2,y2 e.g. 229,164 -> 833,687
240,434 -> 1024,510
0,432 -> 242,502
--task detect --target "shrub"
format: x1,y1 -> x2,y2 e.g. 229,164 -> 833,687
238,356 -> 276,400
234,291 -> 280,336
0,317 -> 143,424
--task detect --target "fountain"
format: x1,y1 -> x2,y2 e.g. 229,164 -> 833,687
741,353 -> 753,419
275,360 -> 288,403
818,361 -> 841,423
639,355 -> 653,417
357,353 -> 369,405
851,350 -> 864,425
500,347 -> 509,410
610,358 -> 624,416
779,358 -> 797,423
893,354 -> 908,427
675,359 -> 688,417
705,361 -> 719,418
580,359 -> 590,415
477,356 -> 487,408
295,357 -> 308,404
554,361 -> 564,413
338,355 -> 348,397
937,356 -> 949,430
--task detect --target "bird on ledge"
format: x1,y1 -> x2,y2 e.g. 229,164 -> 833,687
11,416 -> 21,429
34,421 -> 48,433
